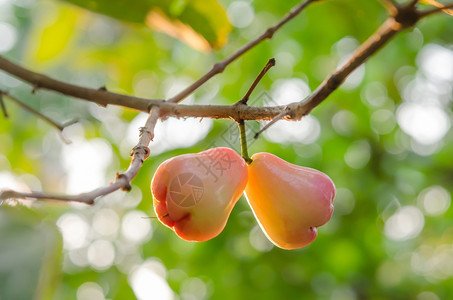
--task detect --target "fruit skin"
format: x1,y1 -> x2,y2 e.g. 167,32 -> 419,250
245,152 -> 335,250
151,147 -> 248,242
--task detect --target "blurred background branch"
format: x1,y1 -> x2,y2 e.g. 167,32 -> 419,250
0,89 -> 77,144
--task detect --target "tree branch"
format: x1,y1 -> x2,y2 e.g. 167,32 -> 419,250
0,0 -> 316,113
0,57 -> 286,120
294,19 -> 402,117
0,107 -> 160,204
256,1 -> 429,136
167,0 -> 318,103
0,1 -> 447,125
0,0 -> 450,203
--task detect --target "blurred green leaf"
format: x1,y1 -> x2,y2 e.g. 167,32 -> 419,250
61,0 -> 232,50
0,206 -> 62,300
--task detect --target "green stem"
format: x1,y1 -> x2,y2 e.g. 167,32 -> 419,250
238,120 -> 253,164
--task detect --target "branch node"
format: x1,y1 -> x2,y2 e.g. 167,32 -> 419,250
212,63 -> 226,74
147,99 -> 165,113
392,2 -> 420,28
265,27 -> 276,39
84,198 -> 95,205
231,102 -> 246,121
31,84 -> 39,94
0,91 -> 8,118
93,86 -> 108,107
116,173 -> 132,192
327,74 -> 344,90
131,145 -> 150,160
138,127 -> 151,138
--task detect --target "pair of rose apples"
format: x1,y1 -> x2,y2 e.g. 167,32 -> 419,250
151,147 -> 336,250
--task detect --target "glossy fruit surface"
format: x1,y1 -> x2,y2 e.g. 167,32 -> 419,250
245,152 -> 335,250
151,147 -> 248,242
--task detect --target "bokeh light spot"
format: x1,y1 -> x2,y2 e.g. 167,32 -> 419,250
62,138 -> 113,193
271,78 -> 310,105
121,210 -> 153,244
249,225 -> 273,252
371,109 -> 396,135
377,260 -> 406,287
87,239 -> 115,270
129,260 -> 174,300
417,291 -> 440,300
180,277 -> 208,300
331,110 -> 358,136
418,44 -> 453,82
263,115 -> 320,144
92,208 -> 120,237
57,213 -> 90,250
384,206 -> 424,241
397,102 -> 450,145
334,188 -> 355,215
344,140 -> 371,169
418,186 -> 451,216
77,282 -> 105,300
0,22 -> 17,53
227,1 -> 254,28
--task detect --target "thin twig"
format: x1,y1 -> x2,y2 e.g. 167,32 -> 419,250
236,58 -> 277,138
0,107 -> 161,204
255,6 -> 419,137
254,108 -> 290,138
419,2 -> 453,17
238,58 -> 276,105
3,91 -> 69,131
381,0 -> 399,14
2,90 -> 77,144
0,189 -> 115,204
167,0 -> 318,103
0,91 -> 8,118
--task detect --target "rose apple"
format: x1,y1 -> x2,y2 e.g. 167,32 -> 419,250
245,152 -> 335,250
151,147 -> 248,242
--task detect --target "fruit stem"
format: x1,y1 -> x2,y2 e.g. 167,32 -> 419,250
238,120 -> 253,164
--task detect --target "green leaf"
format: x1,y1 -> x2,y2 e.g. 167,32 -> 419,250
61,0 -> 232,50
0,206 -> 62,300
25,5 -> 80,65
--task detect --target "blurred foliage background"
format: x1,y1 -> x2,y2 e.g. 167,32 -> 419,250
1,0 -> 453,299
